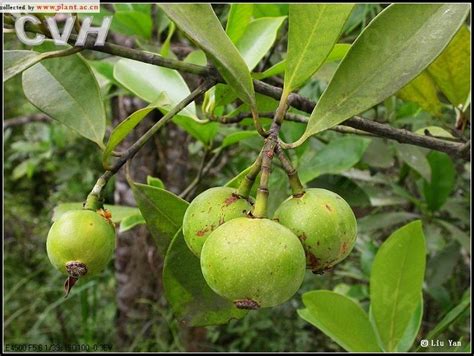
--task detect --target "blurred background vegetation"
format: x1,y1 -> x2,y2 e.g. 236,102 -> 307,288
3,3 -> 470,352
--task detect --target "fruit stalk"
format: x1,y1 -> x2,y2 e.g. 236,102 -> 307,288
237,149 -> 263,198
275,144 -> 305,197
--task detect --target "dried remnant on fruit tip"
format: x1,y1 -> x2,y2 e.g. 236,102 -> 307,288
234,299 -> 260,310
63,261 -> 88,297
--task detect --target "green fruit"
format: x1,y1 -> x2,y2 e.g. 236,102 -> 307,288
47,209 -> 116,278
274,188 -> 357,273
201,217 -> 306,309
183,187 -> 253,257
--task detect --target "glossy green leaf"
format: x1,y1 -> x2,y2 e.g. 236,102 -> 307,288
225,4 -> 254,43
425,292 -> 470,340
236,16 -> 286,71
163,230 -> 248,327
298,137 -> 370,184
52,203 -> 140,223
428,25 -> 471,108
22,54 -> 106,147
423,151 -> 455,212
131,183 -> 188,254
298,290 -> 381,352
114,58 -> 197,119
396,296 -> 423,352
103,95 -> 169,166
296,4 -> 470,145
147,176 -> 165,189
436,220 -> 470,253
284,4 -> 354,92
395,143 -> 431,182
160,4 -> 256,110
370,220 -> 426,351
119,214 -> 146,233
398,72 -> 442,116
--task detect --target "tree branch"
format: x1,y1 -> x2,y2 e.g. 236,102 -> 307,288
6,18 -> 470,160
3,114 -> 51,128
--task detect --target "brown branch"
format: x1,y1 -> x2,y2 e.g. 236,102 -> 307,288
219,111 -> 470,160
6,17 -> 469,160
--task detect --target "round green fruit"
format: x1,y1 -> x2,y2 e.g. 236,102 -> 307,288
46,209 -> 116,278
274,188 -> 357,273
200,217 -> 306,309
182,187 -> 253,257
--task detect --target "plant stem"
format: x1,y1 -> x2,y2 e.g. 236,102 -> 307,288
85,80 -> 215,202
252,90 -> 290,218
237,150 -> 263,198
275,144 -> 305,197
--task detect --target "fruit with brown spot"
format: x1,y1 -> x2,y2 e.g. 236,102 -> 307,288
274,188 -> 357,273
200,217 -> 306,308
182,187 -> 253,257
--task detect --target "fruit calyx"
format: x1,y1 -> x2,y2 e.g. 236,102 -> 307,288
64,261 -> 88,297
234,298 -> 260,310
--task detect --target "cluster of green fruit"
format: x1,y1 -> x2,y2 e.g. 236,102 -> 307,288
183,186 -> 357,310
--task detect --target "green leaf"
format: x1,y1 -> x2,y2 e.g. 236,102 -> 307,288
4,50 -> 42,82
114,58 -> 197,119
52,203 -> 140,223
427,25 -> 471,108
396,296 -> 424,352
225,4 -> 254,43
398,72 -> 442,116
160,4 -> 256,110
415,126 -> 454,139
147,176 -> 165,189
131,183 -> 188,253
298,137 -> 370,184
252,44 -> 351,80
103,95 -> 168,166
395,143 -> 431,182
22,54 -> 106,148
114,58 -> 218,144
425,292 -> 470,340
296,4 -> 470,145
298,290 -> 381,352
284,4 -> 354,92
358,212 -> 419,234
236,16 -> 286,71
119,214 -> 146,233
183,50 -> 207,66
370,220 -> 426,351
112,10 -> 152,39
423,151 -> 455,211
163,230 -> 248,326
217,130 -> 259,151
